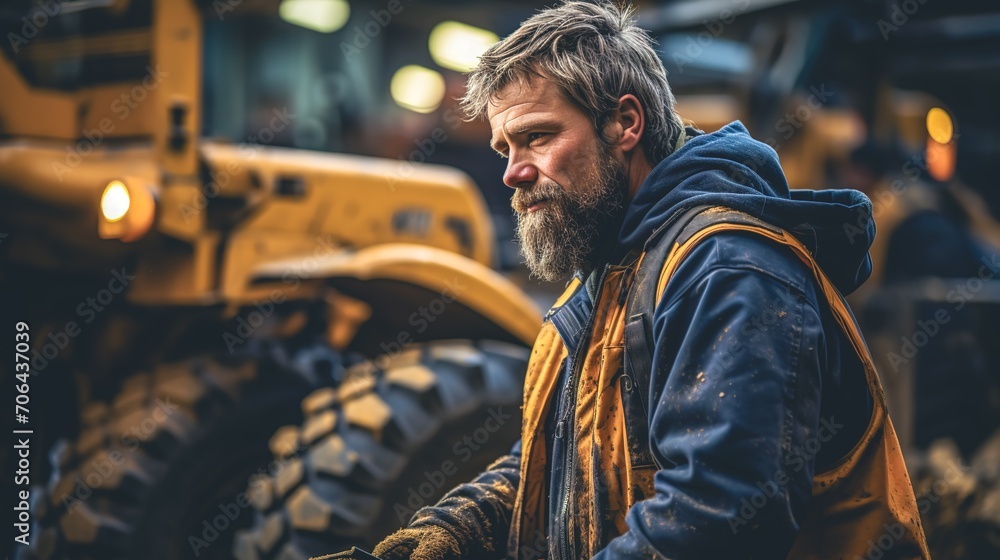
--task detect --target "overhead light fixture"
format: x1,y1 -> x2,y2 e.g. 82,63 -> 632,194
429,21 -> 499,72
279,0 -> 351,34
391,65 -> 446,114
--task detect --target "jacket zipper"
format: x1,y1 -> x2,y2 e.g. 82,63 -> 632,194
553,265 -> 610,560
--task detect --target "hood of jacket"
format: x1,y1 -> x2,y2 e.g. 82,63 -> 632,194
617,121 -> 874,295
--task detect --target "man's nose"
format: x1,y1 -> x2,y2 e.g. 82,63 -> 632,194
502,154 -> 538,189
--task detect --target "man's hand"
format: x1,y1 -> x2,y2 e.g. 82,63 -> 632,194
372,525 -> 462,560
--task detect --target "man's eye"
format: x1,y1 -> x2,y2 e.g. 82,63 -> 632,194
527,132 -> 546,143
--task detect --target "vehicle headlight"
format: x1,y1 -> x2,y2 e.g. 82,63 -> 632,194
99,177 -> 156,242
101,180 -> 131,222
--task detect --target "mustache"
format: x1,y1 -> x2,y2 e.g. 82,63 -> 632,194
511,183 -> 563,214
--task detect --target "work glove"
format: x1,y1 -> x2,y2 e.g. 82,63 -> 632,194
372,524 -> 462,560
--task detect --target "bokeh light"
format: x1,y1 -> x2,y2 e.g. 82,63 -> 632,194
279,0 -> 350,34
390,65 -> 446,113
927,107 -> 954,144
429,21 -> 499,72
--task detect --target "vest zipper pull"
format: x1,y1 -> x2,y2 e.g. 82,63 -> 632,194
555,420 -> 565,438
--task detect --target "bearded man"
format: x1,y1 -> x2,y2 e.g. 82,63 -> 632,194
372,2 -> 929,558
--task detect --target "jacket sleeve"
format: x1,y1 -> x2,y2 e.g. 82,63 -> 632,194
408,439 -> 521,558
595,237 -> 827,559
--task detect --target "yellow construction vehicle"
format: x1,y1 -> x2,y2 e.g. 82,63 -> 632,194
0,1 -> 539,558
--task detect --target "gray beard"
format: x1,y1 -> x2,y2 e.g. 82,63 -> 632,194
514,153 -> 628,282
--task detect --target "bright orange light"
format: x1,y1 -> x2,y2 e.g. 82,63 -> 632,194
926,137 -> 956,182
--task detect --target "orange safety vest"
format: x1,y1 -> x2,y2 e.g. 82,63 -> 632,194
508,208 -> 930,559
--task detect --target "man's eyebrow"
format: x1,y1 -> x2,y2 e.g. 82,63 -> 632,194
511,118 -> 555,134
491,118 -> 555,153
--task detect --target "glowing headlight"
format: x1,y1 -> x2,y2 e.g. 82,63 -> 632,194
99,177 -> 155,242
101,180 -> 131,222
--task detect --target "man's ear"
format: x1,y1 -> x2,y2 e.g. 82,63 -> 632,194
612,94 -> 645,154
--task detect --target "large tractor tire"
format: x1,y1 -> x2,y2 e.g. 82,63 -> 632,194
20,342 -> 339,560
232,339 -> 527,560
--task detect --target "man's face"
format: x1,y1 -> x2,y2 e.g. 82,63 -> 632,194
488,77 -> 628,281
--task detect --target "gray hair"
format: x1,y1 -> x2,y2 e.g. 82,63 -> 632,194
462,0 -> 685,164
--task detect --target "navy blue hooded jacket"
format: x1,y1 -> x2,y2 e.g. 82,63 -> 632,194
409,121 -> 877,559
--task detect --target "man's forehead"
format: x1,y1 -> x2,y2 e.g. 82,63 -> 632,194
487,77 -> 561,123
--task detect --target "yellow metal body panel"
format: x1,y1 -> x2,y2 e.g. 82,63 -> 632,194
201,141 -> 495,277
191,141 -> 497,307
0,141 -> 157,209
152,0 -> 201,179
0,0 -> 534,349
0,54 -> 77,139
252,244 -> 542,347
0,3 -> 195,147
